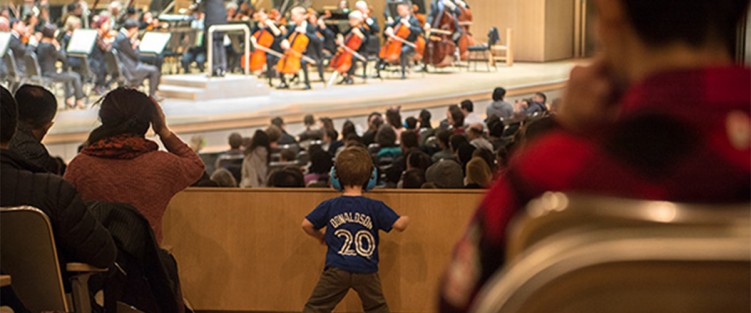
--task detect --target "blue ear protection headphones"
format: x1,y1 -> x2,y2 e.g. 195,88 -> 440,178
330,164 -> 378,192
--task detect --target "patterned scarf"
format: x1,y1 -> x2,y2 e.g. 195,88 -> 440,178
82,134 -> 159,159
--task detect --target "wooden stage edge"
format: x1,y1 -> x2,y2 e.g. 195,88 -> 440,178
45,79 -> 566,145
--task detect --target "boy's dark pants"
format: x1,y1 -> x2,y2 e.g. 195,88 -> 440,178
304,267 -> 389,313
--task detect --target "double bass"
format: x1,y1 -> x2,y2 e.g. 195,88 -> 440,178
423,4 -> 457,68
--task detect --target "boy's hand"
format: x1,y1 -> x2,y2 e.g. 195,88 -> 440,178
302,218 -> 326,245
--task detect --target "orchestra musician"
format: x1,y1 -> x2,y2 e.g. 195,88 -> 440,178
249,9 -> 283,85
334,10 -> 369,85
378,2 -> 423,79
425,0 -> 462,42
277,7 -> 322,90
90,14 -> 114,95
36,24 -> 86,109
305,9 -> 328,83
8,19 -> 34,79
309,10 -> 336,58
114,19 -> 161,97
355,1 -> 380,78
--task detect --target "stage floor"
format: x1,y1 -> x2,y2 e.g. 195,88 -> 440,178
45,60 -> 581,147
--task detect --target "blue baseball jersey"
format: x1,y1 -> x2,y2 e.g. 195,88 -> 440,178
306,196 -> 400,273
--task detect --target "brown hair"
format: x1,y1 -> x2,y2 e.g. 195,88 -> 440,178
334,146 -> 374,187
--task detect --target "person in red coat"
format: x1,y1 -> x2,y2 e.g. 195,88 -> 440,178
64,88 -> 205,243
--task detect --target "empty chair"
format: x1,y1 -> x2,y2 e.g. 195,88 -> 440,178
470,193 -> 751,313
23,52 -> 54,89
0,206 -> 107,313
467,27 -> 501,72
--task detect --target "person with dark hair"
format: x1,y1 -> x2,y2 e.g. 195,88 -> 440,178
299,114 -> 324,142
440,0 -> 751,311
375,124 -> 400,159
114,19 -> 161,97
302,146 -> 409,312
419,109 -> 433,129
268,166 -> 305,187
486,117 -> 506,151
406,149 -> 433,172
431,129 -> 454,162
265,124 -> 283,149
240,129 -> 271,188
404,116 -> 418,130
36,24 -> 86,109
0,86 -> 116,307
525,92 -> 548,117
305,145 -> 333,186
362,112 -> 384,146
64,88 -> 205,243
447,105 -> 465,134
385,107 -> 403,138
8,19 -> 33,79
486,86 -> 513,120
8,85 -> 66,175
400,168 -> 426,189
455,142 -> 475,174
460,99 -> 483,125
324,128 -> 343,156
448,134 -> 469,155
466,124 -> 493,152
280,149 -> 297,163
271,116 -> 298,145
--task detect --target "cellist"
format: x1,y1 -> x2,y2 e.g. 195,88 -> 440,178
277,7 -> 321,90
332,10 -> 369,85
354,1 -> 380,78
249,9 -> 283,86
377,2 -> 423,79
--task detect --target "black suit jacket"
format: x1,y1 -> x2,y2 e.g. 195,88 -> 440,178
386,16 -> 423,42
8,35 -> 32,74
114,32 -> 142,80
203,0 -> 228,28
36,42 -> 66,75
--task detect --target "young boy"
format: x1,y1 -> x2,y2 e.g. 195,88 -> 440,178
302,146 -> 410,313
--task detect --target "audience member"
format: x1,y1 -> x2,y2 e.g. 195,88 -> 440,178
265,124 -> 283,150
323,128 -> 342,156
464,156 -> 492,189
425,159 -> 464,189
240,129 -> 270,188
455,143 -> 476,174
419,109 -> 433,129
279,149 -> 297,163
472,148 -> 497,174
447,105 -> 465,134
375,124 -> 400,159
525,92 -> 548,116
401,168 -> 426,189
64,88 -> 205,243
9,84 -> 66,175
299,114 -> 323,141
486,117 -> 506,151
0,84 -> 116,278
466,124 -> 493,152
215,132 -> 244,167
486,87 -> 513,120
406,149 -> 433,172
431,129 -> 454,162
362,112 -> 384,145
460,100 -> 483,125
305,146 -> 333,186
386,107 -> 403,138
268,166 -> 305,187
440,0 -> 751,311
405,116 -> 418,130
210,167 -> 238,187
302,146 -> 409,313
271,117 -> 298,145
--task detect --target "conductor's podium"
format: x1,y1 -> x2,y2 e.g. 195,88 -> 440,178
163,188 -> 484,312
159,74 -> 271,101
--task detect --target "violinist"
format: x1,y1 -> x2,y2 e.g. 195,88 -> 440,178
378,2 -> 422,79
277,7 -> 321,90
8,19 -> 33,79
90,14 -> 114,95
37,24 -> 86,109
332,10 -> 368,85
114,19 -> 161,97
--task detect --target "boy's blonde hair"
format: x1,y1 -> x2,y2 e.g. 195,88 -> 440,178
334,146 -> 374,187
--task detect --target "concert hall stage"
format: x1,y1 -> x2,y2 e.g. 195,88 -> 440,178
44,60 -> 581,159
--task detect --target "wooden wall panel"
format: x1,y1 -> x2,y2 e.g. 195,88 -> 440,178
163,188 -> 484,312
544,0 -> 575,61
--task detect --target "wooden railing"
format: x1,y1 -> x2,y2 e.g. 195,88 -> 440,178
163,188 -> 485,312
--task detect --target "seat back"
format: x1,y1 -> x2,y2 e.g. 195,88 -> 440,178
105,49 -> 124,80
488,27 -> 501,46
2,50 -> 18,79
0,206 -> 69,312
23,52 -> 42,78
470,193 -> 751,313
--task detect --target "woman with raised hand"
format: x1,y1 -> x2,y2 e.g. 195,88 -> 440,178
64,88 -> 205,243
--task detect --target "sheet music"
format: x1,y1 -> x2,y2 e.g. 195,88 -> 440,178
0,32 -> 10,58
66,29 -> 98,55
139,32 -> 172,54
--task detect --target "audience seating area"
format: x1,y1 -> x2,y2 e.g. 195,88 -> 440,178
472,193 -> 751,313
162,188 -> 485,312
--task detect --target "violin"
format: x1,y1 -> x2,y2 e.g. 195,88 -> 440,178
329,26 -> 365,74
378,18 -> 416,64
276,29 -> 310,75
423,4 -> 457,68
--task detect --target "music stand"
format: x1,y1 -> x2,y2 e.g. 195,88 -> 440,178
0,32 -> 11,58
138,32 -> 172,56
65,29 -> 98,57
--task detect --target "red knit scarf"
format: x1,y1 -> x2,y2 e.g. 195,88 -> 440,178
82,134 -> 159,159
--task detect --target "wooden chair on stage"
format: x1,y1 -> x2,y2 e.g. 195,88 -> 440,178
470,193 -> 751,313
467,27 -> 501,72
490,28 -> 514,68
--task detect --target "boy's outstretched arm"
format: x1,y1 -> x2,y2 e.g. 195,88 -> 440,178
392,216 -> 410,232
302,218 -> 325,244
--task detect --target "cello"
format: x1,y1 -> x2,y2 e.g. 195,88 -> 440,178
379,19 -> 417,65
423,3 -> 457,68
329,27 -> 366,75
242,12 -> 281,72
